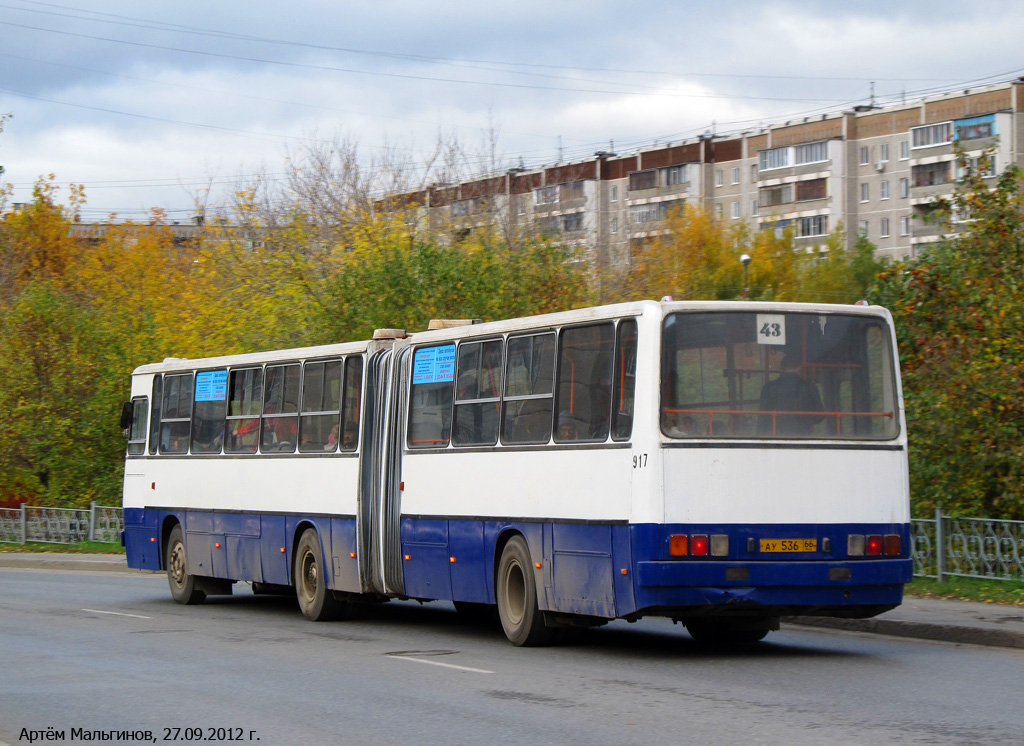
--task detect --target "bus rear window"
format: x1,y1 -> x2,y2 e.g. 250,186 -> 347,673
661,312 -> 899,440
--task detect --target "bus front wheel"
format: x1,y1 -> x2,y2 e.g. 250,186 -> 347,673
294,528 -> 346,622
166,525 -> 205,605
496,536 -> 555,647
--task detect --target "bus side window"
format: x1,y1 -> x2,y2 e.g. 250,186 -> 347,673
191,370 -> 228,454
149,376 -> 162,455
408,344 -> 456,448
612,319 -> 638,441
502,333 -> 555,444
299,360 -> 342,452
340,356 -> 362,451
226,367 -> 262,454
453,339 -> 502,447
160,373 -> 194,454
555,323 -> 614,442
261,364 -> 300,453
127,397 -> 148,455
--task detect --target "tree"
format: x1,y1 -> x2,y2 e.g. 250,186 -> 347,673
607,204 -> 881,304
872,157 -> 1024,519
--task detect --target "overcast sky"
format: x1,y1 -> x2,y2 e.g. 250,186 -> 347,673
1,0 -> 1023,221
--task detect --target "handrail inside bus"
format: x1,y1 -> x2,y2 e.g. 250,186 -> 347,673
663,408 -> 894,436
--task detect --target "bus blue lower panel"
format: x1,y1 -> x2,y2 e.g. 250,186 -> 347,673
124,508 -> 361,592
126,508 -> 912,620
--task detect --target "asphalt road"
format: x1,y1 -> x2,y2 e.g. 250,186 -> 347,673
2,569 -> 1023,746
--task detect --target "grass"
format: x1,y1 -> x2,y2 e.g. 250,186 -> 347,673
905,574 -> 1024,606
0,539 -> 125,554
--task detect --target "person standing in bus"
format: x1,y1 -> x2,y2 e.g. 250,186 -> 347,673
759,354 -> 824,436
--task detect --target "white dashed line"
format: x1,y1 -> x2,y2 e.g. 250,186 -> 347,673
81,609 -> 152,619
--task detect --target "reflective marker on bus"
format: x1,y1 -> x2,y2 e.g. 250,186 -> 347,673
121,300 -> 912,646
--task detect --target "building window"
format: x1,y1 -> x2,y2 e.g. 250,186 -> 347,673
900,140 -> 909,160
759,184 -> 794,207
731,202 -> 740,219
751,199 -> 759,216
562,212 -> 584,232
534,185 -> 558,205
559,181 -> 585,201
911,122 -> 953,149
714,203 -> 723,218
912,162 -> 952,187
751,164 -> 759,182
629,200 -> 681,224
860,183 -> 869,202
610,186 -> 618,202
629,171 -> 656,191
880,218 -> 890,238
956,115 -> 995,141
610,217 -> 618,233
715,169 -> 724,187
859,220 -> 869,237
899,178 -> 909,199
860,146 -> 869,165
794,141 -> 828,165
880,143 -> 890,162
759,147 -> 790,171
880,181 -> 890,200
957,155 -> 996,179
731,167 -> 740,184
900,216 -> 910,236
798,215 -> 828,237
662,165 -> 686,186
795,178 -> 827,202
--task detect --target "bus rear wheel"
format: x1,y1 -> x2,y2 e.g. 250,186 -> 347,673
166,525 -> 205,605
294,528 -> 347,621
496,536 -> 555,647
685,617 -> 776,645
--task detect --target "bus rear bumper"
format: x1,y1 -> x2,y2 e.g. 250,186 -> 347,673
637,558 -> 912,587
629,559 -> 911,619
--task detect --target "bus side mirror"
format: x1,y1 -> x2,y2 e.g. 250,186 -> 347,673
119,401 -> 134,432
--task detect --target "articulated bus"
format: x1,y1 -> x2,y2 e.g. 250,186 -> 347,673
121,300 -> 912,645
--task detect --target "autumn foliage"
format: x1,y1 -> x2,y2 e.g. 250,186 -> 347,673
3,147 -> 1020,518
873,159 -> 1024,519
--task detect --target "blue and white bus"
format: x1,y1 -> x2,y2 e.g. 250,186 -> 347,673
121,300 -> 911,645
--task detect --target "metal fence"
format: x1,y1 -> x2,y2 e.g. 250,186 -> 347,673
912,509 -> 1024,582
0,503 -> 124,545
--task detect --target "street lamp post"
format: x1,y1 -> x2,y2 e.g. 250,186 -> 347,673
740,253 -> 751,300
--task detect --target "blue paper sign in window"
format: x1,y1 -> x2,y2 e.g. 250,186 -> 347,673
412,345 -> 456,385
195,370 -> 228,401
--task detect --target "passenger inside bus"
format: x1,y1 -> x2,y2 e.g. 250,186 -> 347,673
758,354 -> 824,436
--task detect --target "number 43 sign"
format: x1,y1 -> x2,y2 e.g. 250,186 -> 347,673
756,314 -> 787,345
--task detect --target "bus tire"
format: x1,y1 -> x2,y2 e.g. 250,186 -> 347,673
496,535 -> 555,647
166,525 -> 205,605
294,528 -> 346,621
685,617 -> 774,645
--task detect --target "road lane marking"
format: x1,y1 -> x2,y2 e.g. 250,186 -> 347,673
386,655 -> 493,674
81,608 -> 152,619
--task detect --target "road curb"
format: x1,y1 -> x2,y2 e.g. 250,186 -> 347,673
0,553 -> 130,573
783,616 -> 1024,650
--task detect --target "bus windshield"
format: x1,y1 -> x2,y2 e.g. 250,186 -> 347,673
661,311 -> 899,440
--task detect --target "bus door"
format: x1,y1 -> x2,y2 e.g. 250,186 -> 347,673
356,346 -> 410,595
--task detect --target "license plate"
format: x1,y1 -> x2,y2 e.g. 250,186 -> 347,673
760,538 -> 817,553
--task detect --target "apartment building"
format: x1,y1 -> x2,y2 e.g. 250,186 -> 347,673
389,80 -> 1024,268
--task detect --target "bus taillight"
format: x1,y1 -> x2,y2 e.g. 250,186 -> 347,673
884,534 -> 901,556
691,535 -> 709,556
669,535 -> 689,556
866,535 -> 883,556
